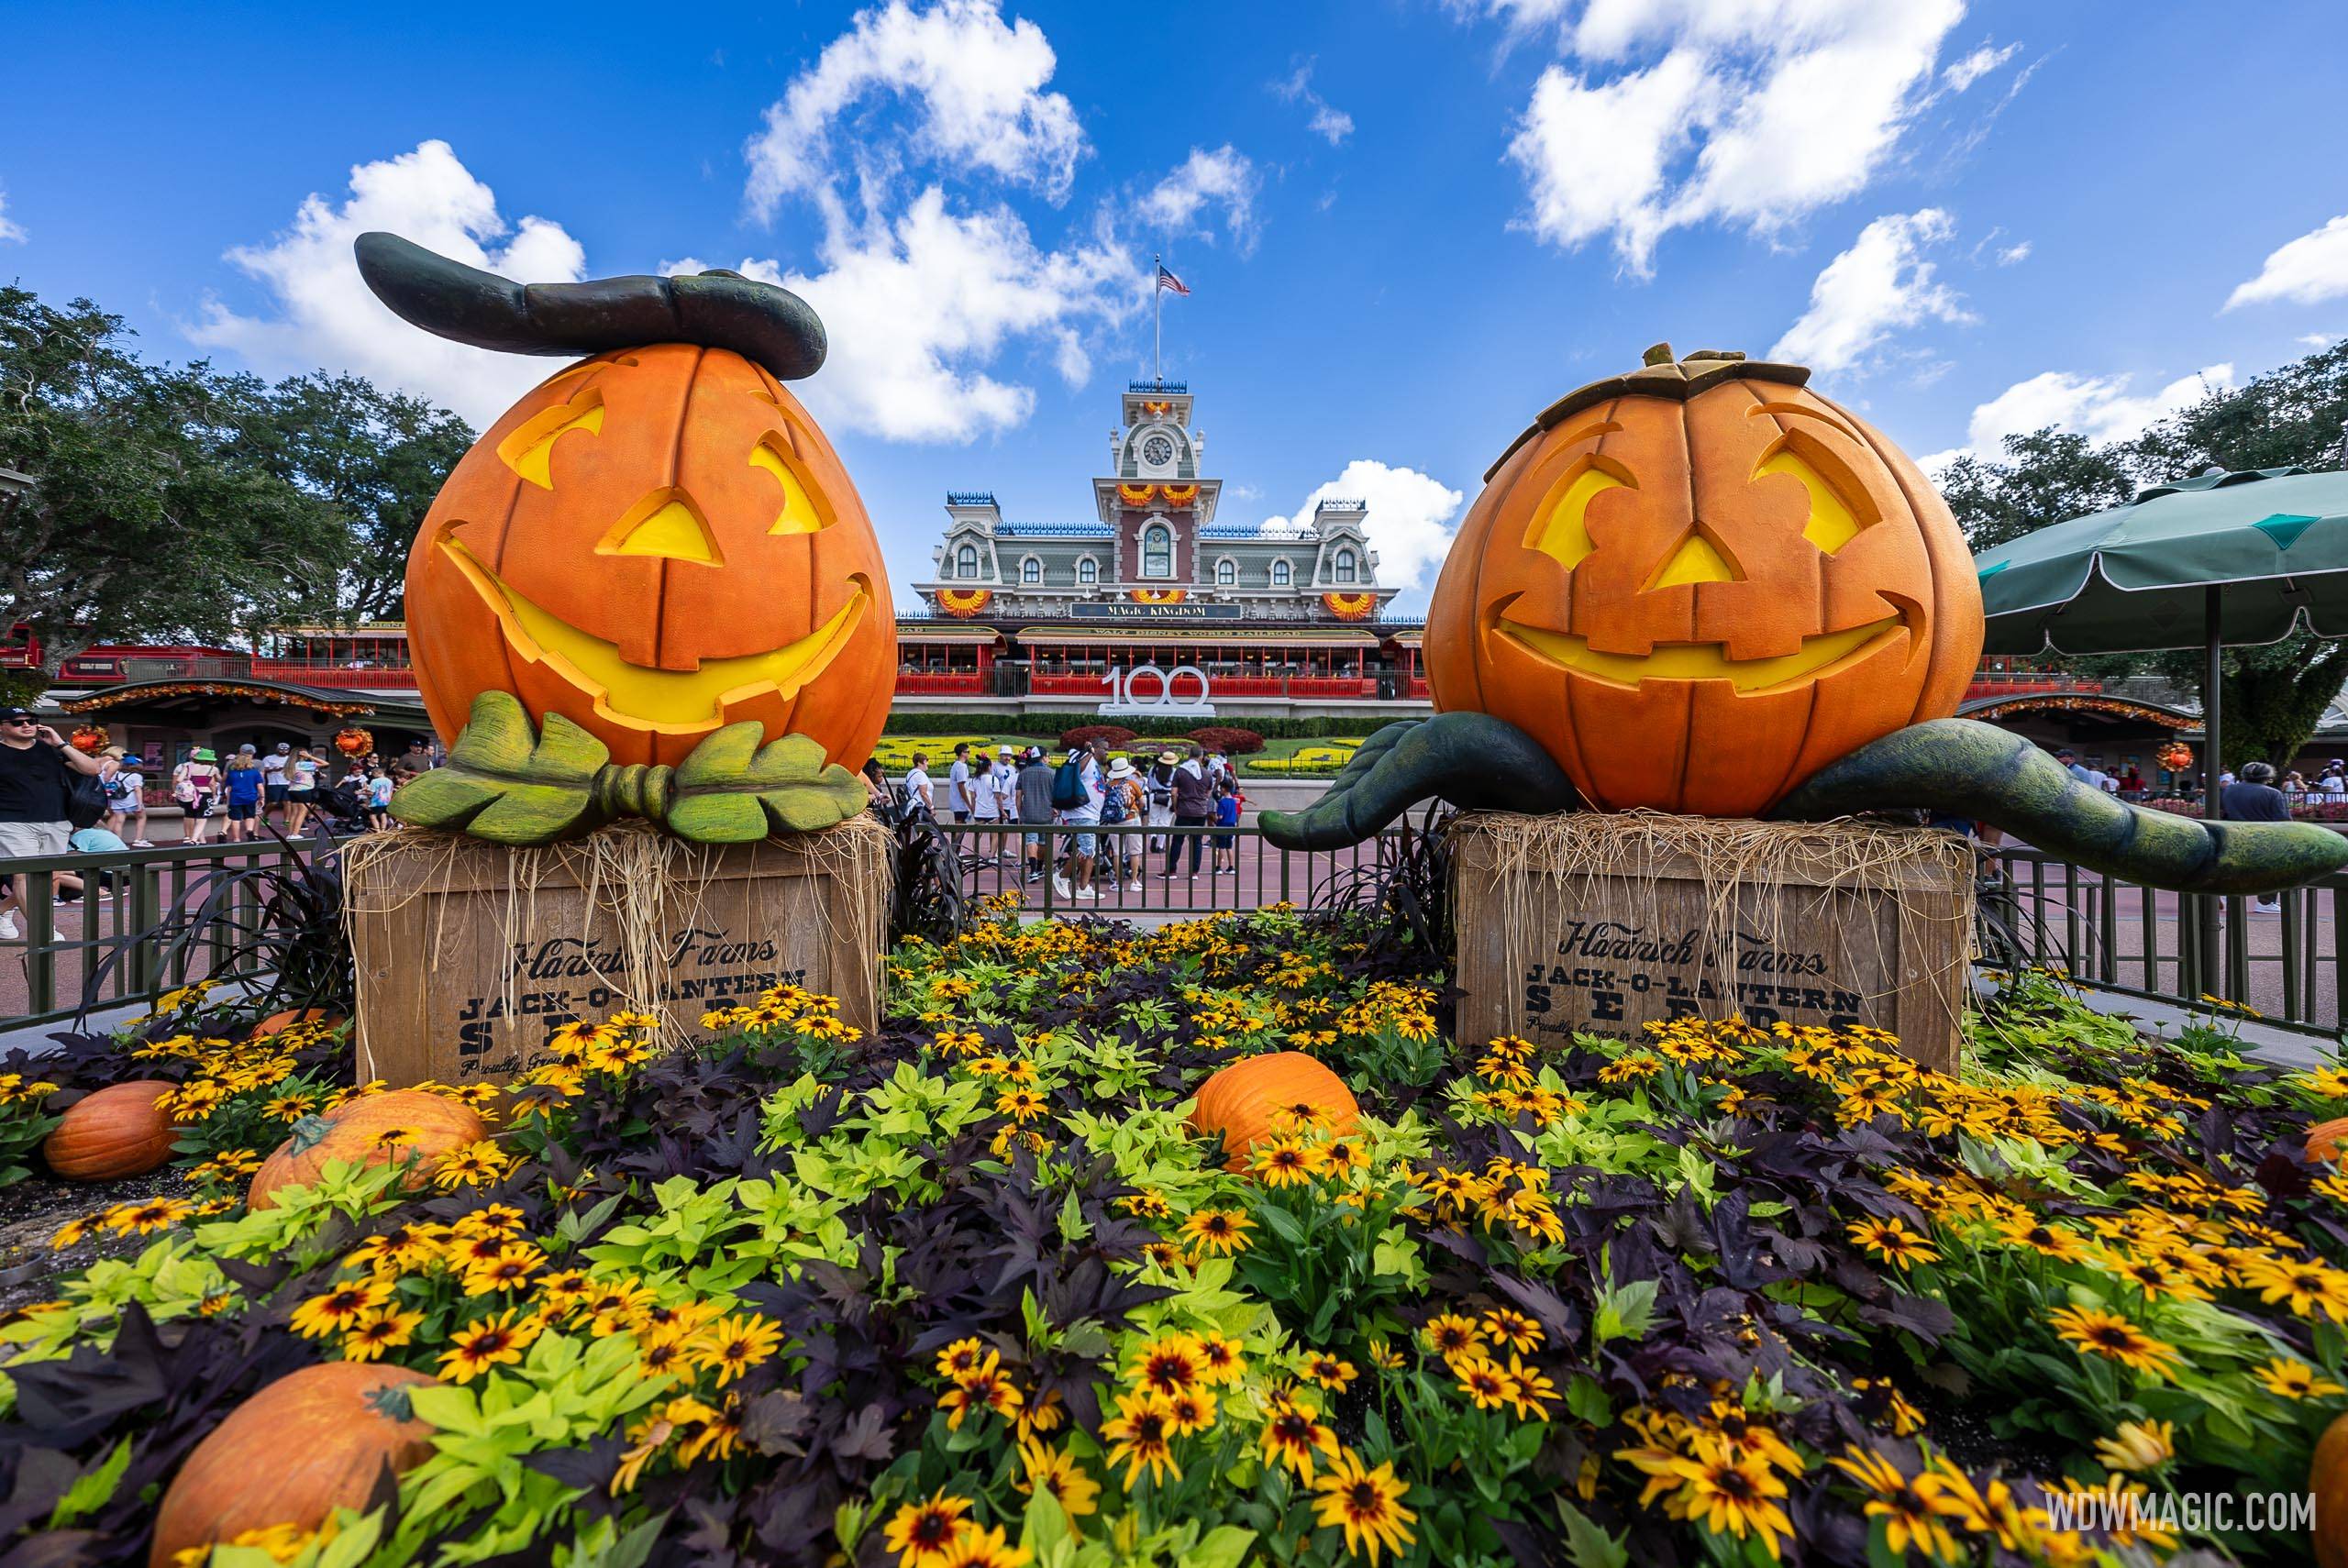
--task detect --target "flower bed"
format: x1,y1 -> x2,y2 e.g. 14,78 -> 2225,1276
2,913 -> 2345,1565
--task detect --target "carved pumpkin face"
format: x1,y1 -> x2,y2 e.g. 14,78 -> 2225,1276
404,345 -> 895,768
1425,349 -> 1981,817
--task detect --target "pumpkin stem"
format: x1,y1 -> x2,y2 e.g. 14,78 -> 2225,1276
1642,342 -> 1675,367
365,1383 -> 418,1423
286,1113 -> 335,1154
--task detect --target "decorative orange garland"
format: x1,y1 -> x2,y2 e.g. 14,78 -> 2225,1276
1322,591 -> 1377,621
1116,482 -> 1200,510
1129,589 -> 1188,605
935,588 -> 993,618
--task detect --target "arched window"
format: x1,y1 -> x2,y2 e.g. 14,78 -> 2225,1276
1142,525 -> 1171,579
1215,558 -> 1235,587
956,543 -> 978,578
1078,556 -> 1098,585
1333,549 -> 1357,584
1271,558 -> 1291,588
1022,557 -> 1041,584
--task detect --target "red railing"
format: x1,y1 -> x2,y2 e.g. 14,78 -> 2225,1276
1022,673 -> 1381,699
893,671 -> 988,694
1965,675 -> 2105,701
248,662 -> 419,690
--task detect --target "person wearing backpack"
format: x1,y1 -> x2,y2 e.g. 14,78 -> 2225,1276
1050,740 -> 1105,901
1163,744 -> 1213,878
1103,756 -> 1146,890
1015,747 -> 1056,884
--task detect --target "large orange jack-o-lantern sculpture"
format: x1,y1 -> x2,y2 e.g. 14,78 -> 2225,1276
356,233 -> 887,845
1426,345 -> 1978,818
1260,346 -> 2348,897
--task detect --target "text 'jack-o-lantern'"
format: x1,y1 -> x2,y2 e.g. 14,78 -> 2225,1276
403,345 -> 895,769
1426,346 -> 1981,817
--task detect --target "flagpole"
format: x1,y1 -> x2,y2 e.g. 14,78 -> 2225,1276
1153,253 -> 1162,382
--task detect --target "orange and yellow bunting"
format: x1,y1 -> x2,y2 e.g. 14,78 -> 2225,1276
1129,588 -> 1188,605
1323,591 -> 1377,621
935,588 -> 993,618
1116,482 -> 1200,509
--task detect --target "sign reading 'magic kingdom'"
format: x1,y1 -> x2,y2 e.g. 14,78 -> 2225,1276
1068,602 -> 1245,621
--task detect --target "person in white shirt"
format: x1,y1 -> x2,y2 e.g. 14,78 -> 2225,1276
946,743 -> 974,824
1052,741 -> 1107,901
991,746 -> 1019,825
968,743 -> 1002,865
903,753 -> 936,816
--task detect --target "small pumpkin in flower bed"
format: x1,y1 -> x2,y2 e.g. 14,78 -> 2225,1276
1190,1051 -> 1358,1171
2311,1118 -> 2348,1164
249,1007 -> 344,1040
42,1079 -> 180,1181
249,1089 -> 487,1209
2316,1411 -> 2348,1568
149,1362 -> 437,1568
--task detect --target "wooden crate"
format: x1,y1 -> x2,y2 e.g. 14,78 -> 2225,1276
1452,812 -> 1973,1072
345,818 -> 891,1086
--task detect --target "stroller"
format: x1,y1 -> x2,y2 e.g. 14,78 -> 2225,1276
310,776 -> 375,833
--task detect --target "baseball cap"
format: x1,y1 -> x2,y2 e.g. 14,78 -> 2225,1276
0,708 -> 35,722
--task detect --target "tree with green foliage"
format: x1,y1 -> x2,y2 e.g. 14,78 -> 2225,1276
238,372 -> 472,622
0,288 -> 349,676
1940,344 -> 2348,768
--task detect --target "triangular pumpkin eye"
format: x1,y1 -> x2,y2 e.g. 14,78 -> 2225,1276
496,392 -> 604,489
751,436 -> 831,535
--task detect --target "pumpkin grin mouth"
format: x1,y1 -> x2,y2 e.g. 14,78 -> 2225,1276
1496,607 -> 1910,694
436,531 -> 869,731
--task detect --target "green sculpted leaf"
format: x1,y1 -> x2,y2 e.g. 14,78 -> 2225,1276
659,722 -> 869,842
388,692 -> 612,845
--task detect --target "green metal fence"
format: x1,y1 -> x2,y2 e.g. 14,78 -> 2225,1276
0,837 -> 328,1032
932,821 -> 1405,919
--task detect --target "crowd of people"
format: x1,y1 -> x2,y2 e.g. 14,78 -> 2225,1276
0,717 -> 441,939
869,739 -> 1246,899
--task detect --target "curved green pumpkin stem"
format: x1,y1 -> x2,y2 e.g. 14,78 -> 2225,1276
1257,714 -> 1579,851
1776,718 -> 2348,896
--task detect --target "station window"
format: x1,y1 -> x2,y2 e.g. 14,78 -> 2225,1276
956,542 -> 979,577
1078,557 -> 1098,585
1271,558 -> 1291,588
1143,525 -> 1172,579
1216,558 -> 1235,586
1333,549 -> 1357,584
1022,558 -> 1041,584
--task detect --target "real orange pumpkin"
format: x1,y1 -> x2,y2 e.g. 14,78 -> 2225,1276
248,1089 -> 488,1209
2315,1411 -> 2348,1568
43,1079 -> 180,1181
1424,345 -> 1982,818
2310,1118 -> 2348,1164
149,1361 -> 437,1568
1190,1052 -> 1360,1171
249,1007 -> 344,1040
403,345 -> 896,770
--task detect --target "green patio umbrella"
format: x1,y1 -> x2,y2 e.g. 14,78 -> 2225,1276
1975,465 -> 2348,819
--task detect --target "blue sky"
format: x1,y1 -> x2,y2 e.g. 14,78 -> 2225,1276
7,0 -> 2348,613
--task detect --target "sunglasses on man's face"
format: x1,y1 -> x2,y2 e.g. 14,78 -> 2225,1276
3,719 -> 35,726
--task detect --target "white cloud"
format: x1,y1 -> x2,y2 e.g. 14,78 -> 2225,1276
1963,363 -> 2236,453
0,190 -> 23,245
1493,0 -> 1967,274
2224,214 -> 2348,312
1262,461 -> 1465,591
1137,146 -> 1260,250
2300,333 -> 2336,348
1996,239 -> 2031,265
1273,60 -> 1355,145
687,188 -> 1140,444
1770,208 -> 1972,373
744,0 -> 1086,220
190,140 -> 585,426
1940,40 -> 2018,91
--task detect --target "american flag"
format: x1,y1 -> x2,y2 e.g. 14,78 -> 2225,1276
1155,263 -> 1191,297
